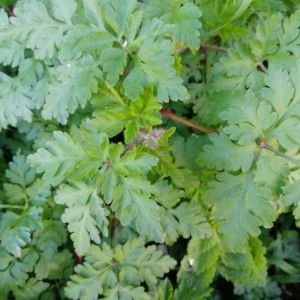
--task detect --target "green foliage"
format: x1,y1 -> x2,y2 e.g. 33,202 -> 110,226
65,238 -> 176,300
1,0 -> 300,299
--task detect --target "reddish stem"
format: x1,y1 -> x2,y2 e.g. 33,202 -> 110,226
160,109 -> 217,134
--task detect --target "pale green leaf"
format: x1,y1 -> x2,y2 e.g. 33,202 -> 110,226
0,73 -> 34,129
211,44 -> 262,92
42,59 -> 102,124
144,0 -> 202,49
170,202 -> 212,239
261,64 -> 294,117
280,11 -> 300,56
50,0 -> 77,24
123,63 -> 147,100
115,150 -> 158,176
0,208 -> 42,257
5,0 -> 73,59
250,14 -> 282,59
5,152 -> 35,187
101,48 -> 127,86
102,0 -> 137,37
55,182 -> 109,256
27,130 -> 102,186
255,154 -> 289,191
221,91 -> 278,145
114,238 -> 177,287
0,247 -> 39,289
204,173 -> 277,252
271,117 -> 300,149
198,132 -> 257,172
65,243 -> 116,300
112,177 -> 164,243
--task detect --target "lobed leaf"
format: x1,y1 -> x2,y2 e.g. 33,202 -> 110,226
185,233 -> 220,291
218,237 -> 267,286
55,182 -> 109,256
198,132 -> 258,173
112,177 -> 164,243
204,173 -> 277,252
65,238 -> 175,299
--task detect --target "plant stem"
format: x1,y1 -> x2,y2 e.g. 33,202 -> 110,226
260,141 -> 300,166
200,44 -> 228,53
256,61 -> 268,72
160,109 -> 217,134
0,204 -> 26,210
104,81 -> 126,106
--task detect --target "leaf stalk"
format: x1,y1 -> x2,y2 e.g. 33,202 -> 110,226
160,109 -> 217,133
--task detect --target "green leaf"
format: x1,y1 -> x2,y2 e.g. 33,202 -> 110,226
42,59 -> 102,124
12,278 -> 49,300
175,259 -> 212,300
149,278 -> 173,300
27,129 -> 104,186
198,132 -> 257,173
97,168 -> 117,204
55,182 -> 109,256
33,220 -> 68,258
5,152 -> 35,187
102,0 -> 137,37
211,43 -> 262,92
103,284 -> 150,300
261,64 -> 294,117
0,247 -> 39,290
170,202 -> 212,239
123,17 -> 188,101
282,180 -> 300,226
186,232 -> 220,289
0,72 -> 34,129
139,38 -> 188,102
123,63 -> 147,100
204,173 -> 277,252
144,0 -> 202,50
114,237 -> 176,287
0,208 -> 42,257
0,39 -> 24,67
3,183 -> 26,204
218,237 -> 267,286
112,177 -> 164,243
27,131 -> 85,185
65,238 -> 176,299
101,48 -> 127,86
280,10 -> 300,57
65,242 -> 116,300
26,178 -> 52,206
250,14 -> 282,59
221,91 -> 278,145
255,154 -> 290,191
154,179 -> 184,209
35,249 -> 73,281
271,117 -> 300,149
115,150 -> 158,176
2,0 -> 73,60
50,0 -> 77,24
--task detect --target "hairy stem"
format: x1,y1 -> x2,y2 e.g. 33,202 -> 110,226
160,109 -> 217,134
200,44 -> 228,53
